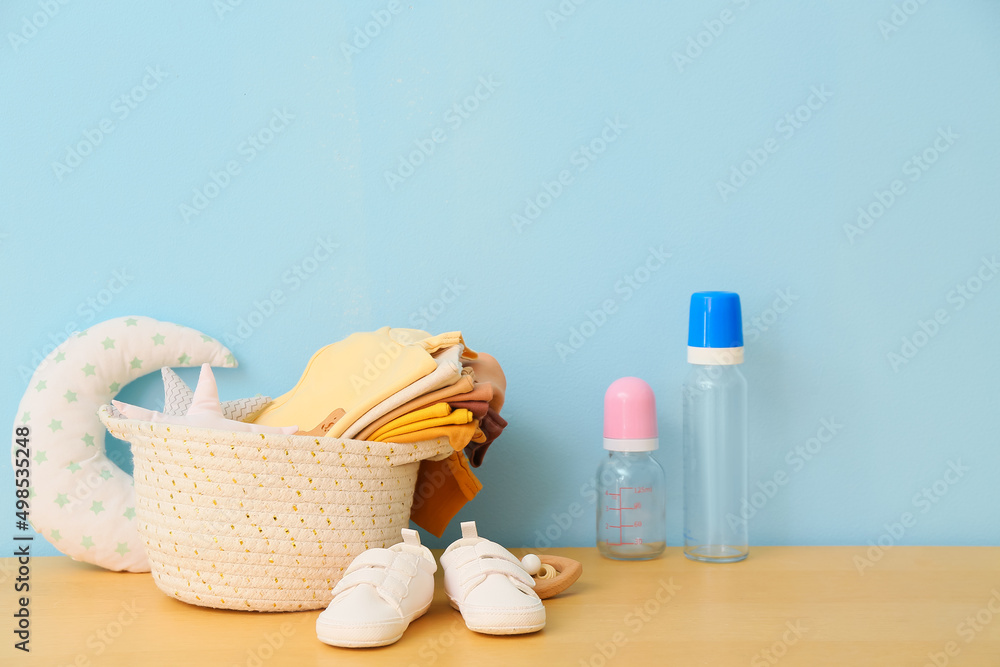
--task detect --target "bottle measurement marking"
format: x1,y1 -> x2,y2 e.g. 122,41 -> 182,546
604,487 -> 648,546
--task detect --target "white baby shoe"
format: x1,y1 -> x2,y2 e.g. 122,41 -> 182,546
316,529 -> 436,648
440,521 -> 545,635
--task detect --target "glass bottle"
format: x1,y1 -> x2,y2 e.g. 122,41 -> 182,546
597,377 -> 666,560
682,291 -> 749,563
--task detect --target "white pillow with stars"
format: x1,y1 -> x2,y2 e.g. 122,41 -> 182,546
12,316 -> 237,572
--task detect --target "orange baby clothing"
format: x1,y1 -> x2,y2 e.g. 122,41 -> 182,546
410,452 -> 482,537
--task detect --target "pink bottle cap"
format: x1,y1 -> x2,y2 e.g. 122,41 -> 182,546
603,377 -> 658,451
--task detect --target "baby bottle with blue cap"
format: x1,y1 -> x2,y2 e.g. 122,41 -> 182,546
683,291 -> 749,563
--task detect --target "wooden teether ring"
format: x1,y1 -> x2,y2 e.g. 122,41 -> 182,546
532,555 -> 583,599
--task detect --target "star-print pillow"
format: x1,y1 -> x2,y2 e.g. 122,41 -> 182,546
12,316 -> 237,572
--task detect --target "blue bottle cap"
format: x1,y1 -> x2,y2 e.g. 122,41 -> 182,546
688,291 -> 743,349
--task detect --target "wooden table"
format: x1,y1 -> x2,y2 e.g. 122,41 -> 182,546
3,547 -> 999,666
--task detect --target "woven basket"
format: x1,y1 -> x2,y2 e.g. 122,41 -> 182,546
99,405 -> 453,612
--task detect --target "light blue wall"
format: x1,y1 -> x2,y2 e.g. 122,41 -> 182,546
3,1 -> 999,557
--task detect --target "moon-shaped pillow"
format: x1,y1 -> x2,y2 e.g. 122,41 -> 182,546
11,316 -> 236,572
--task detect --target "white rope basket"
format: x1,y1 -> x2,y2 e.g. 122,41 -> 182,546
99,405 -> 454,612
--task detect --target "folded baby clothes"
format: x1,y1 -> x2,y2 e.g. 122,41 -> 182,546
373,408 -> 473,442
251,327 -> 437,438
463,353 -> 506,411
355,371 -> 475,441
339,345 -> 465,439
445,381 -> 494,406
376,404 -> 482,537
369,402 -> 452,436
250,327 -> 506,538
448,400 -> 488,420
373,419 -> 479,450
389,329 -> 477,358
471,408 -> 507,444
465,408 -> 509,467
410,452 -> 483,537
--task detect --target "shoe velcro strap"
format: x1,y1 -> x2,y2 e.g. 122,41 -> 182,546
456,557 -> 535,597
332,567 -> 410,608
344,550 -> 419,580
474,541 -> 521,564
332,567 -> 385,595
376,571 -> 409,605
345,548 -> 396,575
447,541 -> 521,569
391,554 -> 418,577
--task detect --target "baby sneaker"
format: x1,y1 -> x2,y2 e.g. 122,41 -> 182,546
316,529 -> 436,648
440,521 -> 545,635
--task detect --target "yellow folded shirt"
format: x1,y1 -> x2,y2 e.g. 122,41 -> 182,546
374,409 -> 473,442
252,327 -> 437,438
373,420 -> 479,451
367,402 -> 451,440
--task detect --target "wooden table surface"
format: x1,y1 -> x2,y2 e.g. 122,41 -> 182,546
3,547 -> 999,666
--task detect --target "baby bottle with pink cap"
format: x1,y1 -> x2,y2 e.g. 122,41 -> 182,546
596,377 -> 666,560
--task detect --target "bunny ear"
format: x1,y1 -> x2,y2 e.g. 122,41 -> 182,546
188,364 -> 224,417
